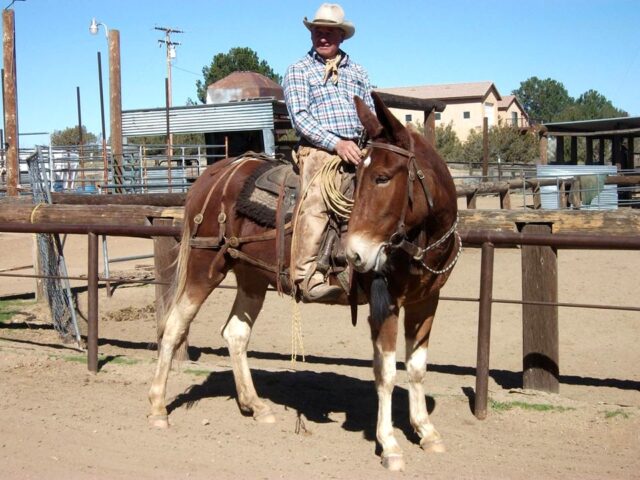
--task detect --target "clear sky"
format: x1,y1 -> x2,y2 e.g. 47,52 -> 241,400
6,0 -> 640,147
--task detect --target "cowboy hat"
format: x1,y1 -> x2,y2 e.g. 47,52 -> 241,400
303,3 -> 355,39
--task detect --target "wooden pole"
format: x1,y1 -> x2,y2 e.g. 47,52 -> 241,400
629,137 -> 635,168
474,242 -> 494,419
538,131 -> 548,165
108,29 -> 123,193
598,137 -> 605,164
482,117 -> 489,181
556,136 -> 565,164
3,10 -> 19,196
165,77 -> 172,192
521,224 -> 559,393
570,136 -> 578,165
586,137 -> 593,165
424,108 -> 436,147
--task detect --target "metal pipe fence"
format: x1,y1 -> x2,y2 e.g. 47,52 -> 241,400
0,220 -> 637,401
3,143 -> 227,195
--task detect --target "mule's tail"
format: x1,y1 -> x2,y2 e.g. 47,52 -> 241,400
157,220 -> 193,340
370,274 -> 392,329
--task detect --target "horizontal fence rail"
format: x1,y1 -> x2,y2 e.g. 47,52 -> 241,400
0,221 -> 637,402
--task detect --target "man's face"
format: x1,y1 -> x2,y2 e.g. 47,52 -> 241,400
311,26 -> 344,60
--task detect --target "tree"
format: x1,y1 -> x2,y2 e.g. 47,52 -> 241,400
434,122 -> 463,161
195,47 -> 282,103
512,76 -> 572,122
460,124 -> 539,165
50,125 -> 97,146
557,89 -> 627,121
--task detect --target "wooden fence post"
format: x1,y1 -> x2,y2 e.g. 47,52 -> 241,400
521,223 -> 559,392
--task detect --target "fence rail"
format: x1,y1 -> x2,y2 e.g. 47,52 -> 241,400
0,220 -> 637,420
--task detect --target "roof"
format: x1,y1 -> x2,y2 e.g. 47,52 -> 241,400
376,81 -> 501,102
542,116 -> 640,137
206,72 -> 284,103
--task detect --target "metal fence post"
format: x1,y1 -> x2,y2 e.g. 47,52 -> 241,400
87,232 -> 99,373
475,241 -> 494,419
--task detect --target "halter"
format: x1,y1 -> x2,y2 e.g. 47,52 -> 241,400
365,141 -> 462,275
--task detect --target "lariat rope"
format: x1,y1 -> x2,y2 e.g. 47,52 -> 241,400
319,156 -> 354,220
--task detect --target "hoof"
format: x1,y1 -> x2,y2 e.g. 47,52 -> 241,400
148,414 -> 169,429
420,436 -> 446,453
253,410 -> 276,424
381,453 -> 405,471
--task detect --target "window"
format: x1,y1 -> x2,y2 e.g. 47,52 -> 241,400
511,111 -> 518,126
405,114 -> 412,122
435,113 -> 441,121
463,111 -> 470,119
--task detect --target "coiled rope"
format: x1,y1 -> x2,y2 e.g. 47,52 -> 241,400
319,156 -> 354,220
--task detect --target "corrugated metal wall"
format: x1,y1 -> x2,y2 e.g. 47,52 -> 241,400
122,100 -> 276,137
536,165 -> 618,210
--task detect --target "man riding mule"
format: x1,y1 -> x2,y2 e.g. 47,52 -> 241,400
284,2 -> 375,302
148,4 -> 461,471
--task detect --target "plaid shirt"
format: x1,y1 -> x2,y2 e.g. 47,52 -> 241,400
283,49 -> 374,151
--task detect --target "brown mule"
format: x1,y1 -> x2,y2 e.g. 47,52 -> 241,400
148,91 -> 460,471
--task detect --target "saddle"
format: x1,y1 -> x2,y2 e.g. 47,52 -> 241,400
235,157 -> 350,293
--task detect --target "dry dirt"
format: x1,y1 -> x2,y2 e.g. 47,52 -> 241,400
1,206 -> 639,479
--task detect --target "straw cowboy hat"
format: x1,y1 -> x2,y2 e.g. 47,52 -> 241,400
303,3 -> 355,39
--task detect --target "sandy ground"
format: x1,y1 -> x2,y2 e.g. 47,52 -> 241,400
1,200 -> 639,479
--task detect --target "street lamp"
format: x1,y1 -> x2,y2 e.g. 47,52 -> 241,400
89,17 -> 123,192
89,17 -> 108,37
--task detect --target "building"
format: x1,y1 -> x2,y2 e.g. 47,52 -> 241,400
375,82 -> 529,142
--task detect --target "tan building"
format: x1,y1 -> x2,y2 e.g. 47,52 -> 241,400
375,82 -> 529,142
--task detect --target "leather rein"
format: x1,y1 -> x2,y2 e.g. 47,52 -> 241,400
366,141 -> 462,275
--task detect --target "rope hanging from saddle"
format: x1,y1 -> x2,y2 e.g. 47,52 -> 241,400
319,156 -> 354,220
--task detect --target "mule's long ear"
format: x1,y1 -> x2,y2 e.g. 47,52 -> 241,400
355,95 -> 383,139
371,91 -> 413,151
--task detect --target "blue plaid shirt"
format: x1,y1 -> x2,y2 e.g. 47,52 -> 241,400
283,49 -> 374,151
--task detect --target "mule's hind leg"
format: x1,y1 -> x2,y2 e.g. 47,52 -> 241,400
404,297 -> 445,453
148,252 -> 225,428
221,265 -> 274,423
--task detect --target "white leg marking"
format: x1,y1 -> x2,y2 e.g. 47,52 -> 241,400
374,346 -> 403,469
406,343 -> 443,452
221,288 -> 274,422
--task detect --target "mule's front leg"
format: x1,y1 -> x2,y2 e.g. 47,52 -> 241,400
221,269 -> 274,423
370,312 -> 404,471
405,299 -> 445,452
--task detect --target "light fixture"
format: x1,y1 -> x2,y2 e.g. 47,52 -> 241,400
89,18 -> 109,37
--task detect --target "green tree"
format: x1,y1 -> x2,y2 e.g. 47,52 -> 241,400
50,125 -> 97,146
195,47 -> 282,103
557,89 -> 627,121
460,124 -> 539,165
512,76 -> 572,122
435,122 -> 463,161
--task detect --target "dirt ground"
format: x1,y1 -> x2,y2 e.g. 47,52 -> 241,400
1,202 -> 639,479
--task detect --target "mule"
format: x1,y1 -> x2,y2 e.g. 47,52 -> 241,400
148,91 -> 460,471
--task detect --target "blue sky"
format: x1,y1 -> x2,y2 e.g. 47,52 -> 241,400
7,0 -> 640,147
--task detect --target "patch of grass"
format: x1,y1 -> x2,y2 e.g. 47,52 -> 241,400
0,299 -> 36,324
184,368 -> 211,377
490,399 -> 574,413
604,409 -> 630,420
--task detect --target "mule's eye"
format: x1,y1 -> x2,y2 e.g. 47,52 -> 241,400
375,175 -> 390,185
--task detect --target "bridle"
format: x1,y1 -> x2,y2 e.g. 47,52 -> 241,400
365,141 -> 462,275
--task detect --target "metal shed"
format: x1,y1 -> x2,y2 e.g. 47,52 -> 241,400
121,98 -> 291,157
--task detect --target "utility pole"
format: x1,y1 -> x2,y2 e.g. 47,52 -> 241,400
155,26 -> 182,190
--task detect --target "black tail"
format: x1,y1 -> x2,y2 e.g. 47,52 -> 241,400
369,275 -> 392,329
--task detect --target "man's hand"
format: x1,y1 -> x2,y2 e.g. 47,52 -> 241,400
335,139 -> 363,165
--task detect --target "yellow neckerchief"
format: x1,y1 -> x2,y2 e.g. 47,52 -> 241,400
323,54 -> 342,85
